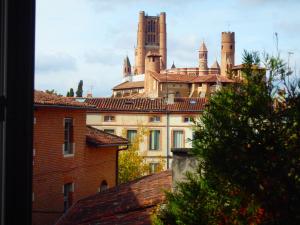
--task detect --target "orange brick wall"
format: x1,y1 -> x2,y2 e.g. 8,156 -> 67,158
32,107 -> 117,225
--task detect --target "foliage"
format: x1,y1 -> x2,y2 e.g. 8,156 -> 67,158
69,88 -> 74,97
154,51 -> 300,225
66,88 -> 75,97
76,80 -> 83,97
45,89 -> 62,96
118,127 -> 165,184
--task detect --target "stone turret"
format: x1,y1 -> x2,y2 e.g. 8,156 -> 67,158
199,41 -> 208,75
221,32 -> 235,77
144,52 -> 161,97
123,56 -> 131,77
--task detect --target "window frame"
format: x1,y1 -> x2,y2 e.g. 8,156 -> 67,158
63,182 -> 74,213
149,162 -> 159,174
172,130 -> 185,148
103,115 -> 115,122
126,129 -> 137,143
149,130 -> 161,151
149,115 -> 161,123
63,118 -> 74,156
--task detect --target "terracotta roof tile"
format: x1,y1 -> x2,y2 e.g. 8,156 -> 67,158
113,81 -> 144,90
34,90 -> 93,108
85,97 -> 207,112
149,71 -> 196,83
57,170 -> 172,225
86,126 -> 128,147
149,71 -> 234,84
193,74 -> 234,83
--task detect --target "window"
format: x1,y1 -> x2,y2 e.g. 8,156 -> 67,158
64,118 -> 74,155
63,183 -> 74,212
149,130 -> 160,150
104,115 -> 115,122
104,129 -> 115,134
183,116 -> 194,123
173,130 -> 184,148
127,130 -> 137,143
100,180 -> 108,192
149,163 -> 159,174
149,115 -> 161,123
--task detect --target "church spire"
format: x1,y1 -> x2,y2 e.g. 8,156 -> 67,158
199,41 -> 208,75
123,56 -> 132,77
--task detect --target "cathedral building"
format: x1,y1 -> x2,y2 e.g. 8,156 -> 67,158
113,11 -> 236,98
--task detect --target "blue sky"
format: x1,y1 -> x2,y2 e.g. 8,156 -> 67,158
35,0 -> 300,97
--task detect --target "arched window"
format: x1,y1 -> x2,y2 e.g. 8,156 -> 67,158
175,91 -> 180,97
100,180 -> 108,192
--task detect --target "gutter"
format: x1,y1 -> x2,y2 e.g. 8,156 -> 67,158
34,104 -> 95,110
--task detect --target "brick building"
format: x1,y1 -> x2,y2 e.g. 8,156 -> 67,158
32,91 -> 128,225
113,11 -> 239,98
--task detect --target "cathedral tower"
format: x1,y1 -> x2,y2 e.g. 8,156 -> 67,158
221,32 -> 235,77
134,11 -> 167,75
123,56 -> 131,77
198,41 -> 208,75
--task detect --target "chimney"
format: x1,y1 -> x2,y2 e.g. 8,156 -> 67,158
171,148 -> 199,189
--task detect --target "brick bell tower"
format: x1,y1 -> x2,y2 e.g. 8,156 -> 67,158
221,32 -> 235,77
134,11 -> 167,75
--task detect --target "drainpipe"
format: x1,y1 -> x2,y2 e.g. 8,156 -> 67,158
166,112 -> 170,169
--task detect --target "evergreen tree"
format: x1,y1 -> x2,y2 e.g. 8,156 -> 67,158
66,91 -> 70,97
76,80 -> 83,97
154,51 -> 300,225
69,88 -> 74,97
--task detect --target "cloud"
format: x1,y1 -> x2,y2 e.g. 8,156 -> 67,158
84,49 -> 124,66
86,0 -> 201,12
35,53 -> 77,73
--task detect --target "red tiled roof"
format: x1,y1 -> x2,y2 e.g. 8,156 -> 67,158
149,71 -> 234,83
149,71 -> 196,83
86,126 -> 128,147
85,97 -> 207,112
112,81 -> 144,90
57,170 -> 172,225
34,90 -> 93,108
193,74 -> 235,83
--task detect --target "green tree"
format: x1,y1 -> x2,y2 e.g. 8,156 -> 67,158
154,51 -> 300,225
66,91 -> 70,97
45,89 -> 62,96
69,88 -> 74,97
76,80 -> 83,97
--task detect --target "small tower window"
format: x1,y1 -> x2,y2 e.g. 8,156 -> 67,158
230,45 -> 232,49
222,45 -> 223,50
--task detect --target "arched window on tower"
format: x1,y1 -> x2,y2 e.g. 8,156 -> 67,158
153,21 -> 156,32
100,180 -> 108,192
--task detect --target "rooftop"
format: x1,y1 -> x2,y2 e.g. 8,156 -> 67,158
149,71 -> 234,83
86,125 -> 128,147
34,90 -> 93,109
57,170 -> 172,225
112,81 -> 144,90
85,97 -> 207,113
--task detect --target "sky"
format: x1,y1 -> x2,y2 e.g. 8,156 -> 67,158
35,0 -> 300,97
